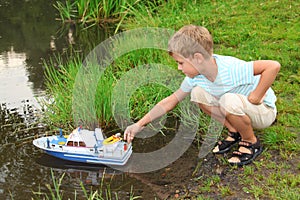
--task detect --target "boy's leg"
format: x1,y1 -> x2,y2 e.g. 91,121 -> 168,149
191,86 -> 237,132
219,93 -> 276,140
219,93 -> 276,164
198,103 -> 237,133
190,87 -> 241,153
224,112 -> 256,143
224,113 -> 257,163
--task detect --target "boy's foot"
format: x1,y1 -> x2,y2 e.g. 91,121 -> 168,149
212,132 -> 241,154
228,139 -> 263,166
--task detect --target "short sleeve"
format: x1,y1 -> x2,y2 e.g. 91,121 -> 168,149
180,77 -> 193,93
230,60 -> 254,86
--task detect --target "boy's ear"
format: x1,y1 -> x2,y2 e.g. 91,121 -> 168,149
193,53 -> 205,63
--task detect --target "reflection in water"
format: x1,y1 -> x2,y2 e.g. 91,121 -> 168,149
0,98 -> 191,199
0,101 -> 46,199
0,0 -> 62,95
0,47 -> 43,109
0,0 -> 60,110
0,0 -> 156,199
36,154 -> 120,186
0,0 -> 111,109
0,1 -> 112,199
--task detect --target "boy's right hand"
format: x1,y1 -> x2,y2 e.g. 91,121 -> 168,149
248,91 -> 266,105
124,123 -> 144,143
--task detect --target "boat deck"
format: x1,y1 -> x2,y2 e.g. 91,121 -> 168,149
51,136 -> 67,145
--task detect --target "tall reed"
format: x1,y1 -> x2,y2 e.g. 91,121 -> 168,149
43,48 -> 180,130
54,0 -> 151,27
43,55 -> 114,129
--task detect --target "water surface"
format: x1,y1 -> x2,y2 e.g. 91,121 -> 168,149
0,1 -> 200,199
0,1 -> 114,199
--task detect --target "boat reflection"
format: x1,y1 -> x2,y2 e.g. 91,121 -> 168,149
35,153 -> 123,185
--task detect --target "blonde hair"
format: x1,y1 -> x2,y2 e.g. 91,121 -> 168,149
168,25 -> 213,59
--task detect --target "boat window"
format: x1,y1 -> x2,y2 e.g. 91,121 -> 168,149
79,141 -> 86,147
74,141 -> 79,146
67,141 -> 73,146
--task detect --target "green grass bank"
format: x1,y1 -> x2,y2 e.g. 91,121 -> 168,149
44,0 -> 299,199
119,0 -> 300,199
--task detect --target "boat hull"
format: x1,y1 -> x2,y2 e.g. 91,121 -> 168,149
33,135 -> 132,166
43,148 -> 132,166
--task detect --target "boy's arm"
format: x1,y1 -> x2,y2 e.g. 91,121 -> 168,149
249,60 -> 281,104
124,88 -> 189,143
137,88 -> 189,126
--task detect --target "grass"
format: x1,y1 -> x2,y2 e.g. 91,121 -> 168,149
43,54 -> 117,129
118,0 -> 300,138
31,169 -> 141,200
194,152 -> 300,199
117,0 -> 300,199
45,0 -> 300,199
54,0 -> 164,28
237,161 -> 300,200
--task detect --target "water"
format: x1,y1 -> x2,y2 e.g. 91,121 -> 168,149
0,1 -> 200,199
0,0 -> 112,199
0,1 -> 52,109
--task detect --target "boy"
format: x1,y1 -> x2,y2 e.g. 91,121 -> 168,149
124,25 -> 280,166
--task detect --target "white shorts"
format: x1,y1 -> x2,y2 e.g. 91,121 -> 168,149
190,86 -> 277,129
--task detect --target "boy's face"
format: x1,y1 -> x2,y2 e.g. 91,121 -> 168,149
171,53 -> 201,78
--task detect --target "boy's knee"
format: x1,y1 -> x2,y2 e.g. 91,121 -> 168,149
190,86 -> 218,106
191,87 -> 201,101
219,93 -> 245,115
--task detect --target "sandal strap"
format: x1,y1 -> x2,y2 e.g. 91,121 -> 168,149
231,139 -> 262,163
213,132 -> 241,154
232,150 -> 254,162
219,132 -> 240,148
218,140 -> 235,149
238,140 -> 261,150
232,139 -> 261,158
228,131 -> 241,140
238,140 -> 253,148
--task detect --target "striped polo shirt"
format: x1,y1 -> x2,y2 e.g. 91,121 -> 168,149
180,54 -> 276,108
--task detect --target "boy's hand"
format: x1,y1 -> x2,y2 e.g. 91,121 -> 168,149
248,91 -> 265,105
124,123 -> 144,143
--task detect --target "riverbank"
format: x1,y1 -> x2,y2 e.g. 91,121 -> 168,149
45,0 -> 300,199
117,0 -> 300,199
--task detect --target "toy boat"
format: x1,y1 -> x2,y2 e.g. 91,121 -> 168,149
33,127 -> 132,166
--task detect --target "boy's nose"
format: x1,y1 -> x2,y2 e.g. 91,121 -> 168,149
178,65 -> 182,70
